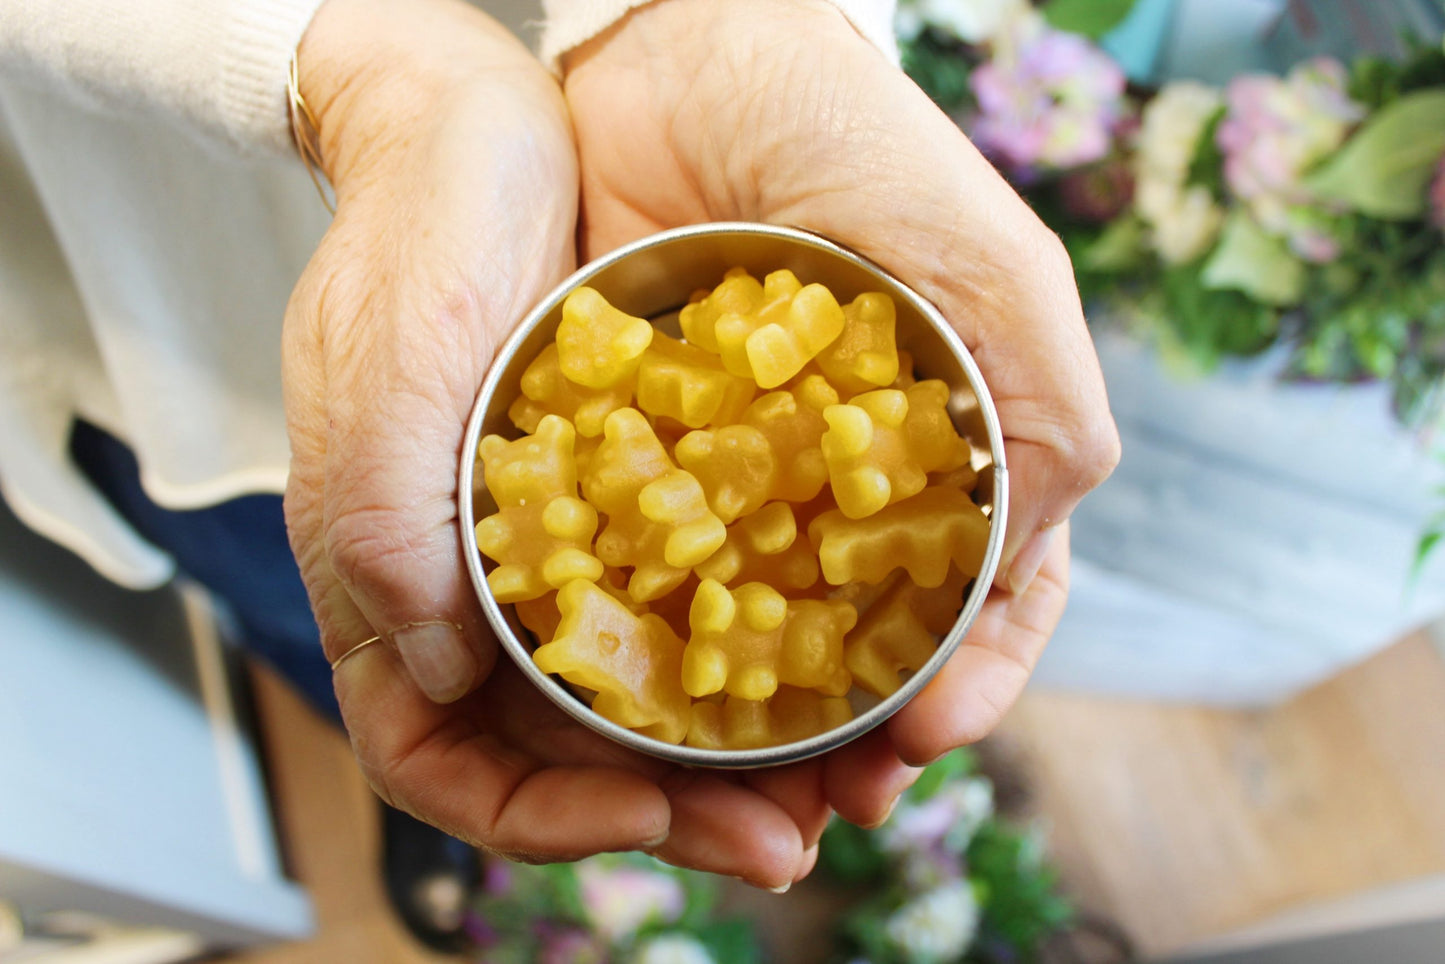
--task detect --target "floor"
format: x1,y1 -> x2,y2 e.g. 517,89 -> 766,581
226,629 -> 1445,963
225,667 -> 451,964
990,629 -> 1445,959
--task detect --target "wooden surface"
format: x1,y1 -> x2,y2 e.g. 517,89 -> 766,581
990,630 -> 1445,959
223,666 -> 451,964
226,632 -> 1445,963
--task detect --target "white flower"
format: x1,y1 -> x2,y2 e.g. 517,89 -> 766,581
1137,82 -> 1222,184
895,2 -> 926,42
1134,82 -> 1227,264
631,933 -> 716,964
576,860 -> 686,942
885,881 -> 981,962
946,777 -> 995,849
901,0 -> 1032,45
1137,180 -> 1225,265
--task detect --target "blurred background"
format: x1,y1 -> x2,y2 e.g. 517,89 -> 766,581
3,1 -> 1444,962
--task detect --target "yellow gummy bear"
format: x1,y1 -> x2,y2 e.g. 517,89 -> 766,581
533,579 -> 690,744
682,579 -> 855,700
475,415 -> 604,603
693,269 -> 847,390
555,287 -> 655,389
679,267 -> 764,353
815,292 -> 900,396
686,686 -> 854,750
647,573 -> 699,640
509,344 -> 633,438
820,389 -> 929,519
892,350 -> 917,389
930,462 -> 980,495
582,408 -> 727,602
635,332 -> 756,430
695,501 -> 819,592
673,424 -> 777,524
514,591 -> 561,643
740,374 -> 838,504
903,380 -> 972,474
845,568 -> 968,697
809,485 -> 990,587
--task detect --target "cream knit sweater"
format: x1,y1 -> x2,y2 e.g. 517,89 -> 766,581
0,0 -> 896,589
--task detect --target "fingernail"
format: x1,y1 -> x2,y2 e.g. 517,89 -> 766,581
1004,527 -> 1056,596
767,882 -> 791,895
395,621 -> 477,703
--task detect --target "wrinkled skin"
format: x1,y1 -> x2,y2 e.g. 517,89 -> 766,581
281,0 -> 1117,890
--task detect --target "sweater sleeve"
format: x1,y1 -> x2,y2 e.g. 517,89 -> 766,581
0,0 -> 325,155
537,0 -> 899,73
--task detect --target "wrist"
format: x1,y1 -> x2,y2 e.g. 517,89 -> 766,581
296,0 -> 563,191
560,0 -> 852,76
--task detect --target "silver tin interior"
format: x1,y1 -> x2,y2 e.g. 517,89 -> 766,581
459,223 -> 1009,768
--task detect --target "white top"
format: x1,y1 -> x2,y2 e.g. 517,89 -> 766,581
0,0 -> 898,589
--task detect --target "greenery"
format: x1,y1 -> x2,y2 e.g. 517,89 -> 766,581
899,4 -> 1445,565
467,750 -> 1075,963
818,750 -> 1074,964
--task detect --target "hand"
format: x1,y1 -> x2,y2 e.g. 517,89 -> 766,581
282,0 -> 844,889
563,0 -> 1118,816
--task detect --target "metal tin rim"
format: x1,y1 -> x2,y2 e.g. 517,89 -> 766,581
459,222 -> 1009,768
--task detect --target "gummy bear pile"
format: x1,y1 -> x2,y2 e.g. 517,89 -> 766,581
474,267 -> 990,751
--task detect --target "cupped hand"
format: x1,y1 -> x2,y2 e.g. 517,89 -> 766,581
281,0 -> 838,889
563,0 -> 1119,832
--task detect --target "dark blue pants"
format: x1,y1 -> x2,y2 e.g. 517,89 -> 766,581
69,420 -> 340,722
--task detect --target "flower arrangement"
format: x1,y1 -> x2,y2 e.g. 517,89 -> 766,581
463,750 -> 1076,963
899,0 -> 1445,559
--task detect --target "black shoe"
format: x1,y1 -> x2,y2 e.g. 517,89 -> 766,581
381,805 -> 481,954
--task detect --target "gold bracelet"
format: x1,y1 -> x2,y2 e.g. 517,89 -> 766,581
288,51 -> 336,215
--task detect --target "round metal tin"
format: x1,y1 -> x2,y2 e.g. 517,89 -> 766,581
459,222 -> 1009,768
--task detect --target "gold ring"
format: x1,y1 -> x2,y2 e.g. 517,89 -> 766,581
330,634 -> 383,671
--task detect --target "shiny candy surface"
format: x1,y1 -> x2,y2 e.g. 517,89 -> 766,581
472,263 -> 993,752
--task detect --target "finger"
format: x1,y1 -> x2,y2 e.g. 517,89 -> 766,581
794,843 -> 820,884
743,759 -> 833,850
336,637 -> 672,860
672,16 -> 1119,592
320,370 -> 495,703
280,289 -> 382,674
650,772 -> 805,891
887,523 -> 1071,764
283,85 -> 578,705
775,124 -> 1116,594
822,727 -> 922,829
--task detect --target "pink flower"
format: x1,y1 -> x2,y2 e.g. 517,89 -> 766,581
538,928 -> 607,964
968,18 -> 1128,174
1216,58 -> 1364,262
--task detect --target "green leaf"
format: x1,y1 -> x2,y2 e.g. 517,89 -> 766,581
1160,261 -> 1279,364
909,747 -> 977,800
1201,212 -> 1306,306
901,33 -> 975,112
967,824 -> 1075,955
1412,529 -> 1443,585
693,920 -> 763,964
1307,88 -> 1445,219
1081,215 -> 1149,273
1043,0 -> 1140,39
818,817 -> 890,885
1185,107 -> 1228,201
